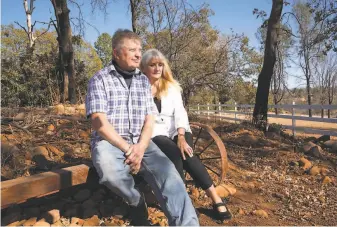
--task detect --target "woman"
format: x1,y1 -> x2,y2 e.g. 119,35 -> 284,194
140,49 -> 232,220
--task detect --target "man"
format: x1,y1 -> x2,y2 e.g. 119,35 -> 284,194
85,29 -> 199,226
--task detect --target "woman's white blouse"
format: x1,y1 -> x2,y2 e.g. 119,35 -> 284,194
152,85 -> 191,139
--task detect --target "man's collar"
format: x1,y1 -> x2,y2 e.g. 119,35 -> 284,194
108,62 -> 141,76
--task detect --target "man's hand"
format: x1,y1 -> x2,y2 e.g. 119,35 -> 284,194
125,143 -> 146,174
177,135 -> 193,160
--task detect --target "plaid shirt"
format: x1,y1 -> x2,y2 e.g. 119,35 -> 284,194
85,64 -> 156,147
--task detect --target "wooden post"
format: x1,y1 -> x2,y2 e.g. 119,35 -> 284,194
234,102 -> 237,124
197,103 -> 200,115
207,103 -> 210,119
292,101 -> 296,137
219,102 -> 221,118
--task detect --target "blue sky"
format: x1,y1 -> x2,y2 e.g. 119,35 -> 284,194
1,0 -> 299,87
1,0 -> 275,47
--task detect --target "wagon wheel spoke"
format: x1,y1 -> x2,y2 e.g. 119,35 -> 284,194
190,122 -> 229,185
203,164 -> 220,176
193,127 -> 203,150
194,139 -> 214,157
199,156 -> 221,161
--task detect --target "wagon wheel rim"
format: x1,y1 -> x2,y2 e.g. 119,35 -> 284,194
190,122 -> 228,185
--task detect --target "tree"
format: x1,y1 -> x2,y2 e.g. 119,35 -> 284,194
1,25 -> 101,107
1,25 -> 60,106
313,52 -> 337,118
138,3 -> 233,106
256,24 -> 292,114
51,0 -> 76,104
73,35 -> 103,102
307,0 -> 337,53
253,0 -> 283,129
14,0 -> 51,52
94,32 -> 112,67
129,0 -> 143,33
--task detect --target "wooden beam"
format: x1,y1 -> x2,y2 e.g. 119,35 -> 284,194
1,164 -> 98,209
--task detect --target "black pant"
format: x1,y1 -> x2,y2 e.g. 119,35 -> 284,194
152,132 -> 213,190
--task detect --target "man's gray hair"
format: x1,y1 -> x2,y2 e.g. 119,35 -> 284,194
112,29 -> 141,51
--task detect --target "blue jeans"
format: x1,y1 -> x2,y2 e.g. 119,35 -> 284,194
91,140 -> 199,226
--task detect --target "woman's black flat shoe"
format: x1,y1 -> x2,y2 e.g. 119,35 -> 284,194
213,199 -> 232,220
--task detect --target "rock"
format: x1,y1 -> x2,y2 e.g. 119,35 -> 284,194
322,176 -> 332,185
272,192 -> 283,200
22,217 -> 38,226
300,141 -> 316,153
289,161 -> 299,166
299,157 -> 312,170
1,211 -> 21,226
234,134 -> 259,147
253,209 -> 268,218
159,219 -> 168,226
238,208 -> 245,215
103,220 -> 119,226
240,181 -> 257,190
215,184 -> 237,197
191,188 -> 200,198
77,104 -> 86,110
82,207 -> 98,219
71,217 -> 85,226
316,135 -> 330,143
47,124 -> 55,131
79,130 -> 90,140
265,131 -> 281,140
51,220 -> 63,227
113,204 -> 129,219
15,112 -> 26,119
309,166 -> 321,176
64,204 -> 80,218
83,215 -> 100,226
91,188 -> 106,202
215,185 -> 229,198
24,207 -> 40,217
307,145 -> 324,158
46,131 -> 55,135
323,140 -> 337,153
81,143 -> 90,150
99,203 -> 114,217
1,142 -> 20,158
73,189 -> 91,202
82,199 -> 96,208
33,220 -> 51,226
7,220 -> 26,226
154,211 -> 166,218
318,196 -> 325,203
320,167 -> 329,176
64,106 -> 76,115
46,145 -> 64,157
41,209 -> 60,224
32,146 -> 52,170
54,104 -> 65,115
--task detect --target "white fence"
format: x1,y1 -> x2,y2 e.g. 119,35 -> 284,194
189,103 -> 337,137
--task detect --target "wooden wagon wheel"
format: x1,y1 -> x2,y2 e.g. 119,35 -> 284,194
189,122 -> 228,186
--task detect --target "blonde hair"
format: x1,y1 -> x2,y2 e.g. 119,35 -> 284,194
140,49 -> 181,98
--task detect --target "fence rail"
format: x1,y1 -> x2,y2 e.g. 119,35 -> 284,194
189,103 -> 337,137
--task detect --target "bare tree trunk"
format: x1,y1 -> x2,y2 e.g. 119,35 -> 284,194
183,88 -> 191,110
305,74 -> 312,117
51,0 -> 76,104
253,0 -> 283,130
24,0 -> 36,49
130,0 -> 140,34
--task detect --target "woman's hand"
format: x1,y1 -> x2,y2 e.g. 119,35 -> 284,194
177,135 -> 193,160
